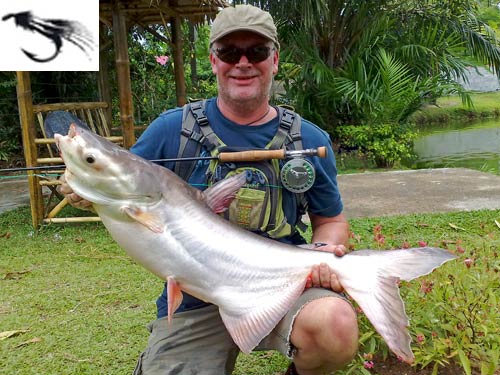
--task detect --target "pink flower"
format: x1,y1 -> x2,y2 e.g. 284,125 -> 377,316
374,233 -> 385,245
363,360 -> 374,369
464,258 -> 473,268
420,280 -> 434,294
418,240 -> 427,247
416,334 -> 425,344
155,55 -> 170,65
456,245 -> 465,254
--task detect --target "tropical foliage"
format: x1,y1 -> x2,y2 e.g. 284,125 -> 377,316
238,0 -> 500,166
0,73 -> 19,161
111,23 -> 217,126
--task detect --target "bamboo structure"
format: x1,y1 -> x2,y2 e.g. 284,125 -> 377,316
16,75 -> 118,226
16,72 -> 44,228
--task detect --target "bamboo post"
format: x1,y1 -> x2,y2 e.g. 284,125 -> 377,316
112,3 -> 135,149
16,71 -> 44,228
98,24 -> 113,128
171,16 -> 187,107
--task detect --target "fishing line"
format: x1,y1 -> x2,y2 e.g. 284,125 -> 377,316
0,174 -> 284,189
0,173 -> 62,180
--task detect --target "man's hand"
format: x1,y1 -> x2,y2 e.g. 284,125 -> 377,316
306,243 -> 346,293
57,174 -> 94,211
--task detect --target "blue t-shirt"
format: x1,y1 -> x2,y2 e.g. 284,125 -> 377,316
131,97 -> 343,317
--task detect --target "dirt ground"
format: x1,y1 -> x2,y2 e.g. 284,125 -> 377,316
373,355 -> 468,375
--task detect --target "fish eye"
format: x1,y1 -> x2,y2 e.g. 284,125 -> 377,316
85,154 -> 96,164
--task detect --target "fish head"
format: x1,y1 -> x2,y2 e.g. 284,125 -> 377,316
55,124 -> 161,207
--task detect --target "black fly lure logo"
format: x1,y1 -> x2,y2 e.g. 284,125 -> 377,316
2,11 -> 94,63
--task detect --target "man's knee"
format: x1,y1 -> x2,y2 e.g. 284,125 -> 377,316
292,296 -> 359,369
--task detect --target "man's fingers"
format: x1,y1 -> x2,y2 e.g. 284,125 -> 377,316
331,244 -> 346,256
57,183 -> 72,195
309,263 -> 344,292
319,263 -> 331,288
313,243 -> 346,257
310,265 -> 320,287
330,274 -> 344,293
66,192 -> 93,211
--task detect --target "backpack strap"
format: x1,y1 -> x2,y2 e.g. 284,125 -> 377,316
175,100 -> 222,181
189,101 -> 221,152
265,107 -> 309,231
267,107 -> 299,150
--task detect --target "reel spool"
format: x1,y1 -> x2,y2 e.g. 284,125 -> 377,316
280,157 -> 316,193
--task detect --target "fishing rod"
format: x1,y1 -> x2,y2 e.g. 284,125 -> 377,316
0,146 -> 327,174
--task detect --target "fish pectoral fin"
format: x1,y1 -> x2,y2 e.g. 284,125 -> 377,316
203,172 -> 247,214
122,206 -> 164,233
218,279 -> 306,354
167,276 -> 183,324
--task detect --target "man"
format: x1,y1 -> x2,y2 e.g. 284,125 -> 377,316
61,5 -> 358,375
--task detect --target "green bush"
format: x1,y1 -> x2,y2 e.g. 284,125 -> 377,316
336,123 -> 417,167
0,74 -> 22,162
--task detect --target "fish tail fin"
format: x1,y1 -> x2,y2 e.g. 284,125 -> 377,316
337,247 -> 456,363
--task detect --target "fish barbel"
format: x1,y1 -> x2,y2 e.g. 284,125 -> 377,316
55,125 -> 456,363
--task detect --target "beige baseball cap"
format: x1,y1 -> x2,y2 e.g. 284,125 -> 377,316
209,5 -> 279,49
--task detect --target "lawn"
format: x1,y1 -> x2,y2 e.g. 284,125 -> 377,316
410,91 -> 500,124
1,207 -> 499,375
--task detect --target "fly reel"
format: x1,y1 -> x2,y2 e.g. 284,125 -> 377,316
280,158 -> 316,193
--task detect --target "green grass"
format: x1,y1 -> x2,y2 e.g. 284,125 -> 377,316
1,207 -> 499,374
410,91 -> 500,125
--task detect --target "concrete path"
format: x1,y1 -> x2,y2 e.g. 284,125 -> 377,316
2,168 -> 500,218
0,177 -> 38,214
338,168 -> 500,219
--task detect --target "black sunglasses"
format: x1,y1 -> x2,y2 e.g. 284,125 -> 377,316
212,45 -> 274,64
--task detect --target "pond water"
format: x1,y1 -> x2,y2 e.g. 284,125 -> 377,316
411,118 -> 500,175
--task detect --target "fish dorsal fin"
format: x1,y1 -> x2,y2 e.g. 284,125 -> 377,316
203,172 -> 247,214
218,278 -> 307,354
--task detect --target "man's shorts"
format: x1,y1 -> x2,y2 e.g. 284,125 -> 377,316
133,288 -> 349,375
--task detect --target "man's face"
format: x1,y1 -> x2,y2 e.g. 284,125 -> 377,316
210,31 -> 279,107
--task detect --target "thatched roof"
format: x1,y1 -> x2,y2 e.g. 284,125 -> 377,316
99,0 -> 228,26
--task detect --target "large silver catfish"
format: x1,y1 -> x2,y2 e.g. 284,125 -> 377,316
55,125 -> 455,363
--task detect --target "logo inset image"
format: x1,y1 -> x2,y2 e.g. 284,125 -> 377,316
2,11 -> 94,63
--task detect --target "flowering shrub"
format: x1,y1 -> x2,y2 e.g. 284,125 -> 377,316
155,55 -> 169,66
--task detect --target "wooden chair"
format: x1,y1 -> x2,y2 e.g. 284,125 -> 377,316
21,101 -> 123,227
